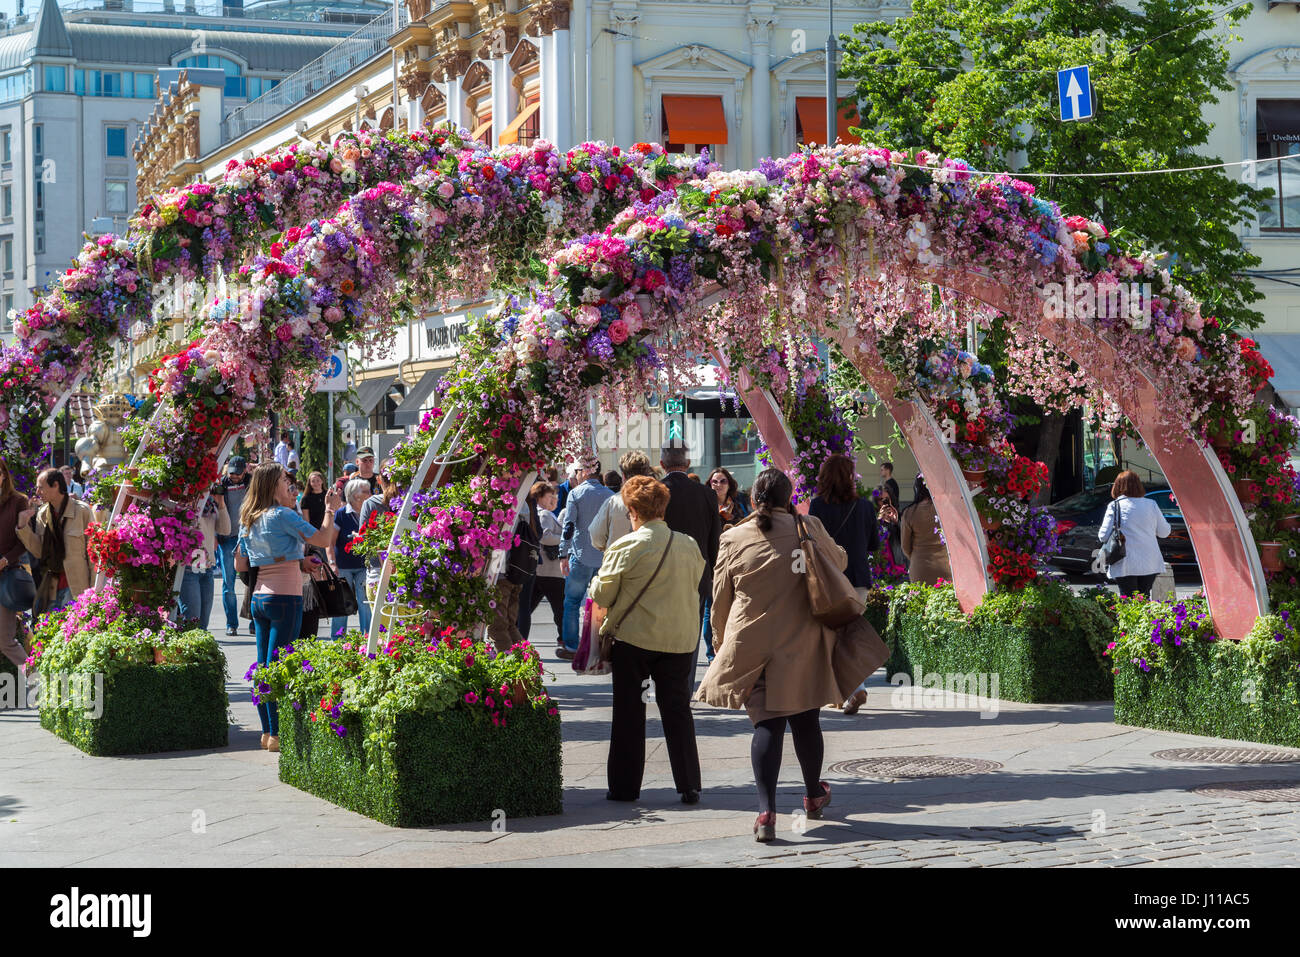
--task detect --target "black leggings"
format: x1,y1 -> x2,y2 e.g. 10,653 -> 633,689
1114,574 -> 1157,599
751,708 -> 825,814
529,576 -> 565,636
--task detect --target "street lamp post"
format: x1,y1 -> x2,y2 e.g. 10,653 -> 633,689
826,0 -> 836,145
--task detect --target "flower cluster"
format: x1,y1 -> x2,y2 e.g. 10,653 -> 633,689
86,502 -> 203,572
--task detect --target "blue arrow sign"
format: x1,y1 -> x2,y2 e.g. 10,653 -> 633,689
327,354 -> 343,379
1057,66 -> 1093,122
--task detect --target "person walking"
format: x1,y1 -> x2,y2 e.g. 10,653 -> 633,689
808,453 -> 881,714
523,482 -> 565,641
298,471 -> 328,529
358,470 -> 400,628
589,450 -> 654,552
60,465 -> 84,499
177,489 -> 231,631
592,476 -> 705,804
1098,470 -> 1171,599
490,495 -> 539,652
708,467 -> 749,530
0,456 -> 33,670
659,445 -> 721,663
274,431 -> 292,468
559,455 -> 612,660
327,478 -> 374,640
216,455 -> 252,636
235,463 -> 341,752
900,475 -> 952,586
696,468 -> 851,842
17,468 -> 95,615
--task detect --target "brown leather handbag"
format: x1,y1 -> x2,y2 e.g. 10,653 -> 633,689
794,513 -> 866,628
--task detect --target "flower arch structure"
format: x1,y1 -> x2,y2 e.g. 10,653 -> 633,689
0,132 -> 1278,649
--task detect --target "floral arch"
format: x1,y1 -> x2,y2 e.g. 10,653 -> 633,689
0,129 -> 1286,662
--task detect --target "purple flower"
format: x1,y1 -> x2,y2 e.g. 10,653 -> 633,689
302,660 -> 314,673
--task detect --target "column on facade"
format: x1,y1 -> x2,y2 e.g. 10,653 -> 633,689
446,79 -> 467,131
552,11 -> 573,149
610,7 -> 638,148
748,12 -> 775,166
491,56 -> 515,149
539,32 -> 555,145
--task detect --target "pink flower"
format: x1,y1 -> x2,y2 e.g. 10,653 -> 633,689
275,323 -> 292,342
324,306 -> 343,323
576,305 -> 602,328
621,301 -> 643,332
607,319 -> 629,345
1173,336 -> 1196,362
576,173 -> 594,194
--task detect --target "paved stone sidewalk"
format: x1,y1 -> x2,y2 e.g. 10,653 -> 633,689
3,600 -> 1300,867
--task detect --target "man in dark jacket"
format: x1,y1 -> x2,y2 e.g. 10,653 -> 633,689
659,445 -> 721,660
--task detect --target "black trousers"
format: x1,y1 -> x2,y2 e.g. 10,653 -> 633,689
527,576 -> 565,638
608,640 -> 701,799
1115,574 -> 1158,599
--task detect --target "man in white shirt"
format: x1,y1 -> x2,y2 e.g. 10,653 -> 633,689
274,431 -> 292,468
60,465 -> 84,499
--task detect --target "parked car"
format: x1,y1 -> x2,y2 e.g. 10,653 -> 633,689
1045,485 -> 1199,581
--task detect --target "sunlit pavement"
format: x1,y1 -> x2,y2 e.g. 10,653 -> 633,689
2,579 -> 1298,867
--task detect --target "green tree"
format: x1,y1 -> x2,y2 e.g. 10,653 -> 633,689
299,391 -> 344,482
841,0 -> 1269,329
841,0 -> 1272,498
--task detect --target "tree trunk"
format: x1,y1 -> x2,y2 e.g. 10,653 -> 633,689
1033,412 -> 1066,506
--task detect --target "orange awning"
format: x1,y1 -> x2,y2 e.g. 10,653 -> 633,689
471,117 -> 492,142
796,96 -> 862,146
497,101 -> 540,146
662,95 -> 728,145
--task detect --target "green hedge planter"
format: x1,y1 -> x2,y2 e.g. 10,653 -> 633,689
1115,640 -> 1300,748
279,704 -> 563,827
882,583 -> 1115,703
40,661 -> 228,756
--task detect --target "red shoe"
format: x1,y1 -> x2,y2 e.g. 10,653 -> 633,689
803,782 -> 831,819
754,811 -> 776,842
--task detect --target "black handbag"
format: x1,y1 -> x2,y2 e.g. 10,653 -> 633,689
1102,500 -> 1127,566
312,562 -> 359,619
0,565 -> 36,612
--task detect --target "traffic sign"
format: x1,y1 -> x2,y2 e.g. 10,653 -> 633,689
1057,66 -> 1094,122
317,350 -> 348,392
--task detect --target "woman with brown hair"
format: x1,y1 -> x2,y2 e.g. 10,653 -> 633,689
0,457 -> 33,669
298,470 -> 329,529
707,467 -> 749,529
1098,470 -> 1170,599
592,475 -> 706,804
521,481 -> 565,642
235,462 -> 341,751
808,452 -> 881,714
697,467 -> 858,841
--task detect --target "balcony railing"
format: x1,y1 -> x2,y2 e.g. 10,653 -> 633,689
220,5 -> 407,144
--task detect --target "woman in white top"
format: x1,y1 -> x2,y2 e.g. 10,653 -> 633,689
1097,470 -> 1171,599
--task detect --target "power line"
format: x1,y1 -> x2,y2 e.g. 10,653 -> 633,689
886,154 -> 1293,178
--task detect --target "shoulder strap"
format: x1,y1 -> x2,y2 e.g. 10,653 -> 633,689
1113,499 -> 1123,531
834,500 -> 857,538
612,531 -> 674,633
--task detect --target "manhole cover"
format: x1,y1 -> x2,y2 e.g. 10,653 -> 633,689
1153,747 -> 1300,764
1192,781 -> 1300,803
827,756 -> 1003,779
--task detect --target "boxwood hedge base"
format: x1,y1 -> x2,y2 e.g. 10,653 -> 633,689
39,662 -> 229,756
1115,640 -> 1300,748
883,584 -> 1114,703
279,705 -> 563,827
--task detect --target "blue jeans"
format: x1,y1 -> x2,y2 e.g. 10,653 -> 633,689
330,565 -> 371,640
251,593 -> 303,736
217,537 -> 240,631
699,594 -> 713,662
561,561 -> 599,652
177,567 -> 215,631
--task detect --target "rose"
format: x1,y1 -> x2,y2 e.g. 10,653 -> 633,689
607,319 -> 629,345
621,301 -> 643,333
576,305 -> 602,328
437,181 -> 455,199
1173,336 -> 1196,362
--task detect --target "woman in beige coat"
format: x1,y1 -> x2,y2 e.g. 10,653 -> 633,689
900,475 -> 951,586
696,468 -> 846,842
